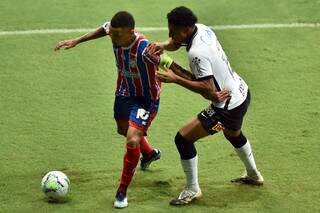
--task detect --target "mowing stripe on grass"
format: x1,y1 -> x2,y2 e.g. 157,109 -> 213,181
0,23 -> 319,36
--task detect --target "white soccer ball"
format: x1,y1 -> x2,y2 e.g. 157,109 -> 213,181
41,171 -> 70,200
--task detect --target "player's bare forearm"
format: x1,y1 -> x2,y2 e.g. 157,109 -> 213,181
174,76 -> 214,100
146,38 -> 180,55
163,38 -> 181,51
76,27 -> 107,44
169,62 -> 195,81
156,68 -> 230,102
55,27 -> 107,51
174,76 -> 229,102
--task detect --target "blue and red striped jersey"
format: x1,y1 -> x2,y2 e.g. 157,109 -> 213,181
113,33 -> 161,100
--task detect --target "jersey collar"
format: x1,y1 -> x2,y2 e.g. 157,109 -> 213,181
186,25 -> 198,52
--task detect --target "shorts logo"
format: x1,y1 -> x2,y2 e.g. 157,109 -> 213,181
136,108 -> 150,120
205,107 -> 215,117
212,122 -> 225,132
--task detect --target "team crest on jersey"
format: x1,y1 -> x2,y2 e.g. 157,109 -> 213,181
192,57 -> 203,76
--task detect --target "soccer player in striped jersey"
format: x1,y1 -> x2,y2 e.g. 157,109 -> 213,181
55,11 -> 164,208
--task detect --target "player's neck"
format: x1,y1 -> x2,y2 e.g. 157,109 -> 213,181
185,26 -> 197,51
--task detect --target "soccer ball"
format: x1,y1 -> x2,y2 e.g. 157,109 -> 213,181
41,171 -> 70,200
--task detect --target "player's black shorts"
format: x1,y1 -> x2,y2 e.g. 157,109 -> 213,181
197,90 -> 251,134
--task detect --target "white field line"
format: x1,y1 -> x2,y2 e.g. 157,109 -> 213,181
0,23 -> 319,36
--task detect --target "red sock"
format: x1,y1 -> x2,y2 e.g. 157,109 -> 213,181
118,145 -> 140,194
140,137 -> 153,156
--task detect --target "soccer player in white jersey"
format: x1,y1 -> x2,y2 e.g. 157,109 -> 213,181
146,6 -> 264,205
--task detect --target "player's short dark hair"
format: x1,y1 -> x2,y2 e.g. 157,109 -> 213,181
167,6 -> 198,27
111,11 -> 135,29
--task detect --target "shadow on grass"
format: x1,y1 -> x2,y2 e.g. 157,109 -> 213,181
43,196 -> 71,204
129,176 -> 266,208
195,183 -> 264,208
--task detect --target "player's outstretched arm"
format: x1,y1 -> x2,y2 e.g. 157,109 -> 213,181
54,27 -> 107,51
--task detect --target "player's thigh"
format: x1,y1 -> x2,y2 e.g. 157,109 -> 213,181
179,117 -> 210,143
114,96 -> 131,121
113,96 -> 133,136
116,119 -> 129,136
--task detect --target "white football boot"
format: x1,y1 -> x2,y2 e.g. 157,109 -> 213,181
231,170 -> 264,186
170,187 -> 202,205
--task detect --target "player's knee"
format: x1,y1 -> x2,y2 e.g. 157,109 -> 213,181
174,132 -> 197,160
224,131 -> 247,148
126,135 -> 141,148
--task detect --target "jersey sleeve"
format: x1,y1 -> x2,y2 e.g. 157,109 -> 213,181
140,40 -> 153,65
102,21 -> 110,34
188,50 -> 213,79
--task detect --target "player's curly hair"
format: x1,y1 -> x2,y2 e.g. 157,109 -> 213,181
111,11 -> 135,29
167,6 -> 198,27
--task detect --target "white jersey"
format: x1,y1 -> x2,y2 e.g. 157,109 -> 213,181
187,24 -> 248,110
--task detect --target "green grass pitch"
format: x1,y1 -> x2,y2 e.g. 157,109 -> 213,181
0,0 -> 320,212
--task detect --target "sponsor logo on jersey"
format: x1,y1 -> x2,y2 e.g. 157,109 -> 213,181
122,69 -> 140,79
129,59 -> 137,68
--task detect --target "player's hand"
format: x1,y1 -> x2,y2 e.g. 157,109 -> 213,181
213,90 -> 231,102
54,39 -> 79,51
146,43 -> 164,55
156,68 -> 177,83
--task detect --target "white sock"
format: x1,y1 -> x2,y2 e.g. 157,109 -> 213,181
234,140 -> 258,176
180,155 -> 200,191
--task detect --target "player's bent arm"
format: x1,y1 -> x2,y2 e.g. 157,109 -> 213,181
174,76 -> 221,102
169,62 -> 195,81
163,37 -> 181,51
149,38 -> 181,54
